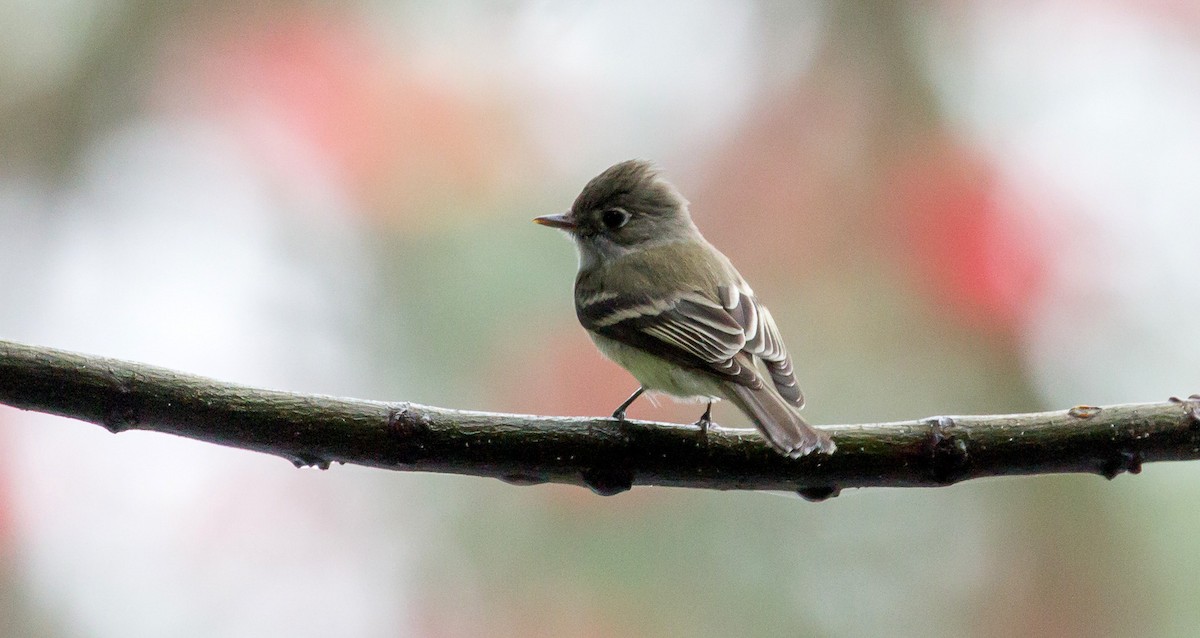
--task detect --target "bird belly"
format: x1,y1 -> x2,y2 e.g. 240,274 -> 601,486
588,332 -> 723,403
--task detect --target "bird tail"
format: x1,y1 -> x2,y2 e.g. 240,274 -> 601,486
725,384 -> 835,457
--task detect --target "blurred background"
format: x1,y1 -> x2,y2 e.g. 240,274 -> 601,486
2,1 -> 1199,636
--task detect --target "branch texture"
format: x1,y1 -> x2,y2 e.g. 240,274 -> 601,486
1,339 -> 1197,499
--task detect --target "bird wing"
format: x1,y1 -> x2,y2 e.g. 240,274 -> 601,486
718,285 -> 804,407
576,285 -> 803,404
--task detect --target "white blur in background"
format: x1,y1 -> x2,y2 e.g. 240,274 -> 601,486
1,2 -> 1199,637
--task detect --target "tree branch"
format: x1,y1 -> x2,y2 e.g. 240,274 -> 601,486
0,339 -> 1197,499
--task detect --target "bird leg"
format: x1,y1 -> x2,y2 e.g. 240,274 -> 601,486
695,401 -> 714,435
611,387 -> 645,421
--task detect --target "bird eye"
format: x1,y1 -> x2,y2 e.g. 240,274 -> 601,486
601,208 -> 630,230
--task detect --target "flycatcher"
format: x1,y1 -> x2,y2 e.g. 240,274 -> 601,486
534,159 -> 835,457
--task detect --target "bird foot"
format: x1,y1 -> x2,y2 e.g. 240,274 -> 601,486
695,402 -> 714,441
611,387 -> 645,422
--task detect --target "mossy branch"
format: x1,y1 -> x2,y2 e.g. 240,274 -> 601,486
1,339 -> 1197,499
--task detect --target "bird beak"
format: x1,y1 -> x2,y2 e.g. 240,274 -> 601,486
533,212 -> 577,231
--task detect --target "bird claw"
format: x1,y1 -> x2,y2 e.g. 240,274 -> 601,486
695,402 -> 714,438
611,387 -> 644,422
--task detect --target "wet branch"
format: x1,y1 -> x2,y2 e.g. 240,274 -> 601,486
1,339 -> 1197,499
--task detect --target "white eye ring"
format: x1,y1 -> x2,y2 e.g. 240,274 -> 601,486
601,208 -> 630,230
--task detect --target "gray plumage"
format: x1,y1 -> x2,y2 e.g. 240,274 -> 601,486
538,159 -> 834,457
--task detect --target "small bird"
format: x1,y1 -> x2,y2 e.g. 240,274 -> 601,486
534,160 -> 835,457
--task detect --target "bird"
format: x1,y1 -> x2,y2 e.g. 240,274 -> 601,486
533,159 -> 835,457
